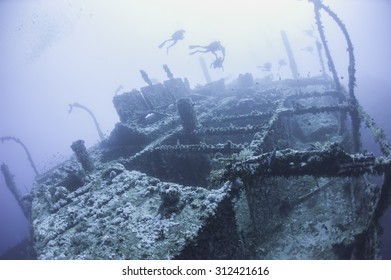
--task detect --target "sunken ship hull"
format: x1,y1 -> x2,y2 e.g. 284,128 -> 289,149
30,73 -> 391,259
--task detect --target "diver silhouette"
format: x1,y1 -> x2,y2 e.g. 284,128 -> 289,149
189,41 -> 225,60
189,41 -> 226,70
210,56 -> 224,70
159,29 -> 186,54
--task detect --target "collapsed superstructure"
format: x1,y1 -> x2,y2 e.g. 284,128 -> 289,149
3,1 -> 391,259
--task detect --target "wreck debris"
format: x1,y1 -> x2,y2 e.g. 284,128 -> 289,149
310,0 -> 361,153
139,69 -> 153,87
1,163 -> 31,219
311,0 -> 341,91
112,89 -> 150,123
163,64 -> 174,80
68,102 -> 104,141
114,85 -> 124,96
284,178 -> 337,210
280,30 -> 299,79
141,83 -> 173,110
316,40 -> 327,77
70,139 -> 94,173
359,104 -> 391,157
223,144 -> 387,179
0,136 -> 39,177
177,98 -> 198,133
317,1 -> 360,152
158,183 -> 182,218
315,0 -> 356,96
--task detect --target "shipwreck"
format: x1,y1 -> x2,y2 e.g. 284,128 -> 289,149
2,0 -> 391,259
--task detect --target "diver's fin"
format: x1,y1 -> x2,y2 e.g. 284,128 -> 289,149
188,45 -> 202,49
159,40 -> 169,48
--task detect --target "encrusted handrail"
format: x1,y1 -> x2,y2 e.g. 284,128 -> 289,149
310,0 -> 361,152
223,144 -> 390,181
69,103 -> 104,141
1,136 -> 39,176
152,142 -> 243,154
195,125 -> 266,137
358,104 -> 391,157
201,111 -> 273,125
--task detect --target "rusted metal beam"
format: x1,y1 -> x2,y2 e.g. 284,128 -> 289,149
224,144 -> 390,180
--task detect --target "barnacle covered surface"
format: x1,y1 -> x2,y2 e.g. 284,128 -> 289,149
33,164 -> 235,259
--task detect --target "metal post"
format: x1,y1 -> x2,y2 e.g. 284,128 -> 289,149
280,30 -> 299,79
199,57 -> 212,84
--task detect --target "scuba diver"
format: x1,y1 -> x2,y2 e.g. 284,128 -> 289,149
189,41 -> 226,70
158,29 -> 186,54
189,41 -> 225,60
210,57 -> 224,70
